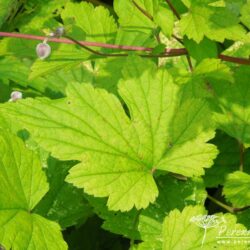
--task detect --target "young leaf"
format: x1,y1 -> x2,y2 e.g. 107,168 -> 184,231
0,131 -> 67,250
0,57 -> 217,211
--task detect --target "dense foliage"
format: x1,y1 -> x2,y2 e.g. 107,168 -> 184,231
0,0 -> 250,249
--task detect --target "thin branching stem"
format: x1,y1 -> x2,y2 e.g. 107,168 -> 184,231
131,0 -> 161,43
165,0 -> 181,20
0,32 -> 250,65
207,194 -> 250,213
132,0 -> 153,21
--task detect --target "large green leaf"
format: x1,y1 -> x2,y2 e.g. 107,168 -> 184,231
223,171 -> 250,207
162,206 -> 247,250
179,0 -> 246,42
87,175 -> 206,239
137,205 -> 248,250
0,131 -> 67,250
0,56 -> 217,211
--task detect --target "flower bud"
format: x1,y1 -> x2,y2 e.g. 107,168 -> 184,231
9,91 -> 22,102
36,42 -> 51,59
54,27 -> 65,37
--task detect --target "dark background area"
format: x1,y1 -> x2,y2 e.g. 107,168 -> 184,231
102,0 -> 113,4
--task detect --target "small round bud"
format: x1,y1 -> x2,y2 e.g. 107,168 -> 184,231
54,27 -> 65,37
9,91 -> 22,102
36,42 -> 51,59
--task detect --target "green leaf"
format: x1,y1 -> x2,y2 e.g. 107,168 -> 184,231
0,0 -> 19,27
180,58 -> 234,99
0,56 -> 92,98
179,1 -> 246,42
34,157 -> 93,228
64,216 -> 125,250
4,0 -> 68,31
156,97 -> 218,177
241,0 -> 250,29
223,171 -> 250,207
162,206 -> 247,250
0,57 -> 29,88
184,37 -> 218,63
29,50 -> 94,80
86,196 -> 141,240
86,175 -> 206,239
61,2 -> 117,43
213,66 -> 250,143
0,56 -> 217,211
152,43 -> 167,55
204,131 -> 240,188
137,214 -> 162,250
153,5 -> 174,38
0,131 -> 67,250
137,205 -> 248,249
89,57 -> 127,94
114,0 -> 157,46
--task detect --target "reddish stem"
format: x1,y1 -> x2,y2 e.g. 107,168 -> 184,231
0,32 -> 250,65
218,54 -> 250,65
0,31 -> 186,56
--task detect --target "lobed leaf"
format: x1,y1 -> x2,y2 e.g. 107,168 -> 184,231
0,56 -> 218,211
0,131 -> 67,250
